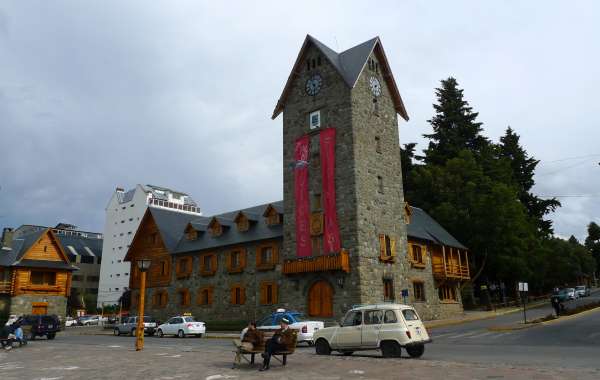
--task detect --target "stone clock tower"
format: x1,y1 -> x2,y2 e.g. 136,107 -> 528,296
272,35 -> 412,319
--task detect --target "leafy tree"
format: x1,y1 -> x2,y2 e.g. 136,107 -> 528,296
422,77 -> 489,165
400,143 -> 417,196
585,222 -> 600,273
67,288 -> 84,316
498,127 -> 560,236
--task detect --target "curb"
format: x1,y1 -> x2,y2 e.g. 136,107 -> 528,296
486,305 -> 600,331
540,305 -> 600,326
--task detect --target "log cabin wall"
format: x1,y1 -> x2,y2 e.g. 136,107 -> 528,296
128,215 -> 172,289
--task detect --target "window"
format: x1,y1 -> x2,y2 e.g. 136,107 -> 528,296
257,243 -> 278,270
260,282 -> 278,305
116,273 -> 120,277
377,175 -> 384,193
227,249 -> 246,273
200,253 -> 217,276
309,110 -> 321,130
384,310 -> 398,324
230,285 -> 245,305
176,257 -> 192,278
342,311 -> 362,327
72,275 -> 84,281
209,221 -> 223,237
160,260 -> 169,277
410,244 -> 427,268
310,212 -> 323,236
383,278 -> 394,301
197,286 -> 214,306
413,281 -> 425,302
178,288 -> 191,307
152,290 -> 168,308
87,275 -> 99,282
375,136 -> 382,153
378,234 -> 396,262
236,215 -> 249,232
81,256 -> 94,264
439,285 -> 457,302
43,245 -> 47,252
149,233 -> 158,244
311,193 -> 322,211
364,310 -> 383,325
402,309 -> 420,321
30,271 -> 56,286
186,229 -> 198,240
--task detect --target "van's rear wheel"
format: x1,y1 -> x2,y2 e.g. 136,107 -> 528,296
381,341 -> 401,358
315,339 -> 331,355
342,351 -> 354,356
406,344 -> 425,358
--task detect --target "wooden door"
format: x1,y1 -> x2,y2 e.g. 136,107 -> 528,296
308,280 -> 333,317
32,302 -> 48,315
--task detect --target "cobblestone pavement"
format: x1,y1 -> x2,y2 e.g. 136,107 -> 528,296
1,338 -> 598,380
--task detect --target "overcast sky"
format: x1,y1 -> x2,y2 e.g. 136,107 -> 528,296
0,1 -> 599,241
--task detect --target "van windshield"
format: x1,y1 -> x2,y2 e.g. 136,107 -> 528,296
402,309 -> 419,321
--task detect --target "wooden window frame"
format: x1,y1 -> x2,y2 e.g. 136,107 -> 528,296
199,253 -> 217,276
177,288 -> 191,307
383,278 -> 394,301
236,216 -> 250,232
209,221 -> 223,237
176,256 -> 193,279
410,244 -> 426,268
438,284 -> 458,303
413,281 -> 426,302
259,281 -> 278,305
159,259 -> 170,277
230,284 -> 246,305
186,229 -> 198,241
30,271 -> 57,286
197,286 -> 214,306
227,248 -> 246,274
152,289 -> 168,308
256,242 -> 278,270
378,234 -> 396,262
310,212 -> 324,236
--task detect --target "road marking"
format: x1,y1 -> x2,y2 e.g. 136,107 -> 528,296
445,331 -> 483,339
467,331 -> 495,339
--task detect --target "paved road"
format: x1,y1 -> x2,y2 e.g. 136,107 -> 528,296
426,292 -> 600,369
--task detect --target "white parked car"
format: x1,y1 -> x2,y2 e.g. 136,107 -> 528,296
313,304 -> 431,358
156,315 -> 206,338
566,288 -> 578,300
254,309 -> 324,345
65,317 -> 78,327
575,285 -> 590,297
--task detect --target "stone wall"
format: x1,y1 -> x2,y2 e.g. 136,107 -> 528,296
9,295 -> 67,318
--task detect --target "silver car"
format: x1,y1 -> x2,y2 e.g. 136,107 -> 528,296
113,316 -> 157,336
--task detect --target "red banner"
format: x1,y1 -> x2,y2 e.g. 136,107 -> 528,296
294,135 -> 311,257
320,128 -> 341,253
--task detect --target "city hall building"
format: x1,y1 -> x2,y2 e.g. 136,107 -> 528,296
126,36 -> 471,322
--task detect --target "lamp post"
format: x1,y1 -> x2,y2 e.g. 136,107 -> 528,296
135,259 -> 151,351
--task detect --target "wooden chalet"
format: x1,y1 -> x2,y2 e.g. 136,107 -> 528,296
0,228 -> 77,317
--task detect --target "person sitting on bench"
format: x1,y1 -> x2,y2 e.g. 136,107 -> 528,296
233,322 -> 264,366
260,317 -> 294,371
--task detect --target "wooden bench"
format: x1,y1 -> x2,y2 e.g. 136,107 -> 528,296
232,330 -> 297,368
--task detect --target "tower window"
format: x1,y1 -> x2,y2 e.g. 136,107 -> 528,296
309,110 -> 321,129
377,176 -> 384,194
383,278 -> 394,301
317,56 -> 321,66
307,60 -> 310,71
312,59 -> 316,69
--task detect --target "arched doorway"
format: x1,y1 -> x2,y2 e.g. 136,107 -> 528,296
308,280 -> 333,317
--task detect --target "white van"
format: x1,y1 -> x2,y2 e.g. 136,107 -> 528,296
313,304 -> 431,358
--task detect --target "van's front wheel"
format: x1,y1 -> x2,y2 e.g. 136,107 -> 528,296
406,344 -> 425,358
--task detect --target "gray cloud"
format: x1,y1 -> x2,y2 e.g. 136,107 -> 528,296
0,1 -> 598,241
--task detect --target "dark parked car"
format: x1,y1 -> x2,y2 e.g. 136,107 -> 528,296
20,314 -> 61,340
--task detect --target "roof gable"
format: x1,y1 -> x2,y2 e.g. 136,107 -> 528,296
406,207 -> 467,250
272,35 -> 408,121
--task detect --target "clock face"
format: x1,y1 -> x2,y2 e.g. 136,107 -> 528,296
305,74 -> 322,96
369,76 -> 382,97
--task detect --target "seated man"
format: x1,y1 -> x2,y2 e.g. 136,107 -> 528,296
233,322 -> 264,366
259,317 -> 294,371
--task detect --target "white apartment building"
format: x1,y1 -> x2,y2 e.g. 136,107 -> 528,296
97,184 -> 201,307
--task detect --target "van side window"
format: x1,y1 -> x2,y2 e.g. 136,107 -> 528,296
384,310 -> 398,323
343,311 -> 362,326
364,310 -> 383,325
402,309 -> 419,321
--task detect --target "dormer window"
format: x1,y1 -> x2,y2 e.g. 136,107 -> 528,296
263,204 -> 282,226
235,214 -> 250,232
186,229 -> 198,241
208,219 -> 223,237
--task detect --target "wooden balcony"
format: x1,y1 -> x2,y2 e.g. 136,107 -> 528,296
0,281 -> 11,294
282,250 -> 350,275
432,246 -> 470,280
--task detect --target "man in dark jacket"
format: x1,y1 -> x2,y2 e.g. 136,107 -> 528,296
260,317 -> 295,371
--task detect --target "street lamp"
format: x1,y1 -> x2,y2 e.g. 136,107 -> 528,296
135,259 -> 151,351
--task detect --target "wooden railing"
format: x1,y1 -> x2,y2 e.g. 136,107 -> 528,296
282,250 -> 350,274
0,281 -> 11,294
432,263 -> 470,280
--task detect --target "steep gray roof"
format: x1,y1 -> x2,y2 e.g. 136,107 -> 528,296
272,35 -> 408,120
149,207 -> 199,252
407,207 -> 467,250
0,229 -> 78,270
173,202 -> 283,254
56,234 -> 103,261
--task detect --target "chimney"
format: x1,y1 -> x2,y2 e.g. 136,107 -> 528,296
1,227 -> 14,248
